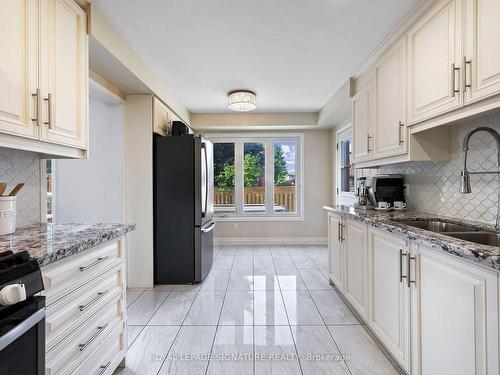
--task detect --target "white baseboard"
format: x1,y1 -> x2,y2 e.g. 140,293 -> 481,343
214,237 -> 328,246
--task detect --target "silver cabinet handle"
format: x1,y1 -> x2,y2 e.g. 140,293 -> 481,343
79,290 -> 109,312
340,223 -> 345,243
43,93 -> 52,128
337,222 -> 341,242
31,89 -> 40,124
367,134 -> 372,152
98,361 -> 112,375
399,249 -> 407,283
201,221 -> 215,233
451,63 -> 460,97
79,323 -> 108,352
79,256 -> 110,272
408,255 -> 416,286
463,56 -> 472,91
398,121 -> 405,145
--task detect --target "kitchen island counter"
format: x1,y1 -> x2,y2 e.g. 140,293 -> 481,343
0,223 -> 135,266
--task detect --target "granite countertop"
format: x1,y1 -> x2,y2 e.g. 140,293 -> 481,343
323,205 -> 500,271
0,223 -> 135,266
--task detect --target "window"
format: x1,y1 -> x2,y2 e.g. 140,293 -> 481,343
210,134 -> 303,220
336,125 -> 355,206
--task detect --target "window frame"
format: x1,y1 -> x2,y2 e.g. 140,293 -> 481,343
336,124 -> 355,200
208,133 -> 304,222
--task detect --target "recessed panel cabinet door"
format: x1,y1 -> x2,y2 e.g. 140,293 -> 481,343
368,230 -> 410,372
40,0 -> 87,148
464,0 -> 500,103
328,213 -> 344,292
415,246 -> 499,375
373,39 -> 407,158
407,0 -> 462,124
343,219 -> 368,319
0,0 -> 39,138
352,85 -> 373,162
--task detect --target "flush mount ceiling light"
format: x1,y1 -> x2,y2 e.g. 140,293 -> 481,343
228,90 -> 257,112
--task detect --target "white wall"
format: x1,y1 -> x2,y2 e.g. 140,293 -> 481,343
55,97 -> 124,223
214,129 -> 333,243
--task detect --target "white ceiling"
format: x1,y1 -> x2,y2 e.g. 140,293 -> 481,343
94,0 -> 419,113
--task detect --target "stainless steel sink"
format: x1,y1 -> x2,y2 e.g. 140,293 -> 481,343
394,220 -> 480,233
446,232 -> 500,247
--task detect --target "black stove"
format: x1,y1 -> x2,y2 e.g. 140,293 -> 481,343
0,250 -> 45,375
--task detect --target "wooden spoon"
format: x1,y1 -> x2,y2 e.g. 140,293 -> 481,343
0,183 -> 6,196
8,183 -> 25,196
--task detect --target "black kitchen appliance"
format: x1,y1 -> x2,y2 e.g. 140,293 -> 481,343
0,250 -> 45,375
367,174 -> 406,207
153,134 -> 215,284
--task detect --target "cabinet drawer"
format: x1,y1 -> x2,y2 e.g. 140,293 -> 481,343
46,264 -> 125,350
42,240 -> 124,305
46,292 -> 124,375
70,320 -> 126,375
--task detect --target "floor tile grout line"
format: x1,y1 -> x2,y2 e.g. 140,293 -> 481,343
203,252 -> 234,375
126,287 -> 148,309
127,324 -> 146,349
273,250 -> 306,375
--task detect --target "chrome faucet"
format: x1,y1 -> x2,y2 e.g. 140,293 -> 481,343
459,126 -> 500,229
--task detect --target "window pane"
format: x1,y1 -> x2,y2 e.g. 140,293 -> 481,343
243,142 -> 265,213
274,141 -> 296,213
340,139 -> 354,193
214,143 -> 235,213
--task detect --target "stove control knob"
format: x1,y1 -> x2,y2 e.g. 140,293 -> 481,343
0,284 -> 27,306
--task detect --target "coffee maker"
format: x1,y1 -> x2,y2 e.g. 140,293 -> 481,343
367,174 -> 406,207
354,177 -> 373,209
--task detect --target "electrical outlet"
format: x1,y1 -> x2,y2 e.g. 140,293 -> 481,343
233,223 -> 238,231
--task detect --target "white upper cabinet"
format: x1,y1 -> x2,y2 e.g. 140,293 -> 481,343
414,245 -> 499,375
343,219 -> 368,319
328,212 -> 344,292
373,38 -> 407,157
352,83 -> 373,163
0,0 -> 39,138
40,0 -> 87,148
464,0 -> 500,103
407,0 -> 463,125
368,229 -> 410,372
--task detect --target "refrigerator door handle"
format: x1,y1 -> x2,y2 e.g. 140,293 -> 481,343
202,142 -> 208,218
201,221 -> 216,233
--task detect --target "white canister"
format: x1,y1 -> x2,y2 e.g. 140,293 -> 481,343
0,196 -> 16,235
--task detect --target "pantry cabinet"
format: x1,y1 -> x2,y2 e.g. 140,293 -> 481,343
39,0 -> 88,148
343,219 -> 368,319
0,0 -> 88,155
407,0 -> 463,125
352,84 -> 373,163
0,0 -> 39,138
413,245 -> 499,375
464,0 -> 500,103
327,212 -> 344,291
368,229 -> 410,372
373,38 -> 407,158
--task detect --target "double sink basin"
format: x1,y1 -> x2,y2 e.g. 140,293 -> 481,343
392,219 -> 500,247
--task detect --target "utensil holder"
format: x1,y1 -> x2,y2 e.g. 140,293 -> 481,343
0,196 -> 16,235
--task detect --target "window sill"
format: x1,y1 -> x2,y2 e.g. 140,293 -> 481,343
214,215 -> 304,222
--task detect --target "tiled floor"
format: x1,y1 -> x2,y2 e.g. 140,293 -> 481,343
116,245 -> 400,375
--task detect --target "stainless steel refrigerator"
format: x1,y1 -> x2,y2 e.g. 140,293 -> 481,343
153,134 -> 214,284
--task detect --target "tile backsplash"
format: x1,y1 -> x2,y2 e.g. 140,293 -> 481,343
378,113 -> 500,225
0,148 -> 41,226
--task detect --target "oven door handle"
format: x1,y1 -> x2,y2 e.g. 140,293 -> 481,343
0,308 -> 45,351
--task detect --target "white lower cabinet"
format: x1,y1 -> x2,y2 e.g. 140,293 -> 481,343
42,239 -> 127,375
343,219 -> 368,319
368,229 -> 410,372
327,213 -> 499,375
328,212 -> 344,291
413,245 -> 499,375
